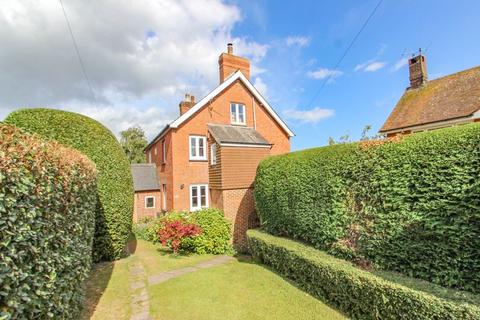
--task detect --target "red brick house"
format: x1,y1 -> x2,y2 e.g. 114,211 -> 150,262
145,44 -> 294,248
380,54 -> 480,137
131,164 -> 162,222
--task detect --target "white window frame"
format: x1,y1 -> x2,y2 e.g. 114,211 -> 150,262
210,143 -> 217,165
148,150 -> 152,163
230,103 -> 246,125
189,184 -> 208,211
162,140 -> 166,164
145,196 -> 155,209
189,135 -> 207,161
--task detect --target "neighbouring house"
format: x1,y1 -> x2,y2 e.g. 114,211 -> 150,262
380,53 -> 480,137
144,43 -> 294,248
131,164 -> 162,222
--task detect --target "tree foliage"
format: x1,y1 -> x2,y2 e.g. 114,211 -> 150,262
120,126 -> 148,164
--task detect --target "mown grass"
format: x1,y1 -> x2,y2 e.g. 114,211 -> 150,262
149,257 -> 345,320
82,259 -> 131,320
83,239 -> 345,320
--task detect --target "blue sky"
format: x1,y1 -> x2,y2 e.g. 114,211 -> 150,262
1,0 -> 479,151
228,0 -> 480,150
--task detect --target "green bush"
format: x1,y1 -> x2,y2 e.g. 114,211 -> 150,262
247,230 -> 480,320
182,209 -> 233,255
254,123 -> 480,292
5,108 -> 134,261
133,209 -> 233,254
133,216 -> 163,243
0,124 -> 97,319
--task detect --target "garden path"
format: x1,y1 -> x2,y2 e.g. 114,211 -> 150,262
148,255 -> 234,286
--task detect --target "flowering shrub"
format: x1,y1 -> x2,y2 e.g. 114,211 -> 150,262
158,220 -> 202,254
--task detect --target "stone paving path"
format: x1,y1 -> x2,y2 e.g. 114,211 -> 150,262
148,255 -> 234,286
128,261 -> 151,320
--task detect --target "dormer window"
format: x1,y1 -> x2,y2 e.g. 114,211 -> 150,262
230,103 -> 246,125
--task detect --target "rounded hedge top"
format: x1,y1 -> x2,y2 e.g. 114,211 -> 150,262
5,108 -> 134,261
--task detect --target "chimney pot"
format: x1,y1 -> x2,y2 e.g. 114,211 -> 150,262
227,43 -> 233,54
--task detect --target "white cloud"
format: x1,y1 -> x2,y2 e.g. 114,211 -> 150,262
355,60 -> 387,72
0,0 -> 269,138
285,36 -> 310,47
66,102 -> 174,139
307,68 -> 343,80
283,107 -> 335,124
253,77 -> 267,97
250,65 -> 267,77
392,57 -> 408,71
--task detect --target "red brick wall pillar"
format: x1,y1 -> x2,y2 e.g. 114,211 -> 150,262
221,188 -> 259,251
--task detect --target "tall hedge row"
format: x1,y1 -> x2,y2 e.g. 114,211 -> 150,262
5,109 -> 134,261
0,124 -> 97,319
247,230 -> 480,320
255,123 -> 480,293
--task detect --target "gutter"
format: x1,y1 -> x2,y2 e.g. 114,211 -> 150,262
144,124 -> 170,152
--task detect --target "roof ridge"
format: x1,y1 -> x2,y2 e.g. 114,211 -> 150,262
426,64 -> 480,84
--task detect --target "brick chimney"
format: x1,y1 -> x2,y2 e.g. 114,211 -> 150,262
218,43 -> 250,83
179,93 -> 195,115
408,53 -> 428,89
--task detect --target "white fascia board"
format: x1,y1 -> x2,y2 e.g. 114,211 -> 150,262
220,143 -> 271,148
170,72 -> 239,128
236,72 -> 295,137
169,71 -> 295,137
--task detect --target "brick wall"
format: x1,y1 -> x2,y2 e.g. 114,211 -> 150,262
221,188 -> 259,251
133,190 -> 162,222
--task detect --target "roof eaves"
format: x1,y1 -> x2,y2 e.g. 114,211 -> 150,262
145,124 -> 170,151
379,113 -> 477,133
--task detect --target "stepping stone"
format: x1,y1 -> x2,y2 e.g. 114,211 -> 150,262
130,281 -> 145,290
131,311 -> 151,320
148,273 -> 176,285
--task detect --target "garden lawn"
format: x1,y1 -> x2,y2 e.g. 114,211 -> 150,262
83,239 -> 345,320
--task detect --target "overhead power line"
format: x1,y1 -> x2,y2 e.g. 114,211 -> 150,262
58,0 -> 97,103
306,0 -> 384,109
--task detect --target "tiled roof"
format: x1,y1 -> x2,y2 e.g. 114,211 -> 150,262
208,123 -> 270,146
380,65 -> 480,132
131,164 -> 160,191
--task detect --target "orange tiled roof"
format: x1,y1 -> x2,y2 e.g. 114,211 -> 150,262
380,65 -> 480,132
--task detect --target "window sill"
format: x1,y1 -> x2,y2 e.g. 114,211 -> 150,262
230,122 -> 247,126
189,159 -> 208,162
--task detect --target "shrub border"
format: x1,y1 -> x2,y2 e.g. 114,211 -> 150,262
247,230 -> 480,320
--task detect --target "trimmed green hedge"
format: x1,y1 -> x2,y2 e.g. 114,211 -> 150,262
254,123 -> 480,292
0,124 -> 97,319
247,230 -> 480,320
5,109 -> 134,261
